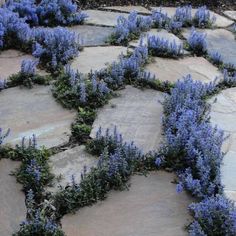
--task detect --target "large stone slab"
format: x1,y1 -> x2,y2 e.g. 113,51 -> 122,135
0,159 -> 26,236
101,6 -> 151,15
90,86 -> 164,153
150,7 -> 233,28
62,171 -> 192,236
0,86 -> 76,148
70,46 -> 127,74
129,29 -> 183,48
224,11 -> 236,21
0,50 -> 34,80
208,87 -> 236,201
145,57 -> 222,83
67,25 -> 114,46
49,145 -> 97,191
84,10 -> 129,27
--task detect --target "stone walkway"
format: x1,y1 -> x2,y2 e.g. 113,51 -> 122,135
62,171 -> 192,236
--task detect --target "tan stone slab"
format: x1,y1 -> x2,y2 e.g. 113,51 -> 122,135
224,11 -> 236,21
90,86 -> 164,153
150,7 -> 233,27
208,87 -> 236,201
62,171 -> 192,236
70,46 -> 127,74
84,10 -> 129,27
101,6 -> 151,15
0,86 -> 76,148
0,159 -> 26,236
145,57 -> 222,83
49,145 -> 97,191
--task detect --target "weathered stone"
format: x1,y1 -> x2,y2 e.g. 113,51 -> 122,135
101,6 -> 151,15
70,46 -> 127,74
0,86 -> 76,148
84,10 -> 129,27
67,25 -> 114,46
224,11 -> 236,21
49,146 -> 97,191
0,159 -> 26,236
129,29 -> 183,48
150,7 -> 233,28
90,86 -> 164,153
62,171 -> 192,236
208,87 -> 236,201
0,50 -> 33,80
145,57 -> 222,83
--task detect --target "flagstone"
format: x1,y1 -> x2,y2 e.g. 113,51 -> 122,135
208,87 -> 236,201
145,57 -> 222,83
70,46 -> 127,74
101,6 -> 151,15
62,171 -> 192,236
0,159 -> 26,236
49,145 -> 97,191
90,86 -> 164,153
84,10 -> 129,27
67,25 -> 114,46
0,86 -> 76,148
224,11 -> 236,21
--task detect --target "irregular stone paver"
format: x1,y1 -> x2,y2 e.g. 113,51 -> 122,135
145,57 -> 222,83
101,6 -> 151,15
183,28 -> 236,67
150,7 -> 233,28
0,86 -> 76,148
62,171 -> 192,236
129,29 -> 183,48
208,87 -> 236,201
90,86 -> 164,153
84,10 -> 129,27
224,11 -> 236,21
67,25 -> 114,46
0,50 -> 33,80
0,159 -> 26,236
49,146 -> 97,191
70,46 -> 127,74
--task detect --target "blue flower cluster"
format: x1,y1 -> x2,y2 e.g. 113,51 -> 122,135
173,5 -> 192,27
208,51 -> 223,66
193,6 -> 216,28
151,8 -> 169,28
21,59 -> 38,76
5,0 -> 87,26
147,35 -> 183,58
187,28 -> 207,55
112,11 -> 152,44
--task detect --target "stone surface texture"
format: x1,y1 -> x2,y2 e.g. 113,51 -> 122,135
0,86 -> 76,148
101,6 -> 151,14
224,11 -> 236,21
62,171 -> 192,236
70,46 -> 127,74
67,25 -> 114,46
150,7 -> 233,27
208,87 -> 236,201
90,86 -> 164,153
49,146 -> 97,190
0,159 -> 26,236
84,10 -> 128,27
145,57 -> 222,83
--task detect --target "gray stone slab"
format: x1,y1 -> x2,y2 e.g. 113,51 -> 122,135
145,57 -> 222,83
0,159 -> 26,236
70,46 -> 127,74
49,145 -> 97,191
90,86 -> 164,153
224,11 -> 236,21
150,7 -> 233,28
67,25 -> 114,46
208,87 -> 236,201
0,86 -> 76,148
84,10 -> 129,27
101,6 -> 151,15
62,171 -> 192,236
